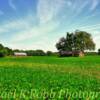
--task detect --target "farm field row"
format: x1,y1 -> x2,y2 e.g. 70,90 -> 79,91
0,56 -> 100,99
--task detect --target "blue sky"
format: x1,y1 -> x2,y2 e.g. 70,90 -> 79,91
0,0 -> 100,51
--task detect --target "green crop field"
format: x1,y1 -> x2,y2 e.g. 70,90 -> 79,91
0,56 -> 100,99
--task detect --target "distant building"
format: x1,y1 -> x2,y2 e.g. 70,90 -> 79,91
14,52 -> 27,56
60,51 -> 84,57
72,51 -> 84,57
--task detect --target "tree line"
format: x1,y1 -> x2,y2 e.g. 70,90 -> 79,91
0,44 -> 57,57
14,49 -> 57,56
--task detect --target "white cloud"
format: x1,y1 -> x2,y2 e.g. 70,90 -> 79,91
73,0 -> 90,16
90,0 -> 99,11
0,20 -> 28,34
0,13 -> 60,51
11,21 -> 60,42
0,0 -> 100,51
9,0 -> 16,10
78,24 -> 100,31
9,36 -> 57,51
37,0 -> 66,24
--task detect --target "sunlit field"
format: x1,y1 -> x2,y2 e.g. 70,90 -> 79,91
0,56 -> 100,99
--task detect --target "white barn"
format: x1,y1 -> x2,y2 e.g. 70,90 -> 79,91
14,52 -> 27,56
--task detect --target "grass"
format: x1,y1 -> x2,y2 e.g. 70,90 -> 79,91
0,56 -> 100,99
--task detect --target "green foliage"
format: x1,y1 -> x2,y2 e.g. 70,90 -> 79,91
56,30 -> 95,53
56,37 -> 66,51
74,30 -> 95,51
0,43 -> 56,57
0,44 -> 13,57
26,50 -> 58,56
0,44 -> 4,50
0,52 -> 5,57
35,50 -> 46,56
26,50 -> 46,56
46,51 -> 54,56
85,52 -> 97,56
98,49 -> 100,55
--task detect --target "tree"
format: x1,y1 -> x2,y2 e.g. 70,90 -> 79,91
56,37 -> 66,52
35,50 -> 46,56
0,44 -> 13,57
4,47 -> 13,56
98,49 -> 100,55
66,32 -> 74,51
56,30 -> 95,54
0,52 -> 4,57
46,51 -> 53,56
0,44 -> 4,50
74,30 -> 95,52
0,44 -> 5,57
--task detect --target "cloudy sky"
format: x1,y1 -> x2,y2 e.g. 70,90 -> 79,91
0,0 -> 100,51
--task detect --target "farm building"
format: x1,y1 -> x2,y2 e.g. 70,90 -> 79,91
60,51 -> 84,57
14,52 -> 27,56
72,51 -> 84,57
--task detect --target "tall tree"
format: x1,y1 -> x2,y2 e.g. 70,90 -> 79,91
56,30 -> 95,53
74,30 -> 95,52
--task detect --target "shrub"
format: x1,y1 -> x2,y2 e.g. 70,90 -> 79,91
46,51 -> 53,56
35,50 -> 46,56
85,52 -> 97,56
0,52 -> 5,57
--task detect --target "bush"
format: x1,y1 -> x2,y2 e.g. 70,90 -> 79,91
35,50 -> 46,56
85,52 -> 97,56
98,49 -> 100,55
46,51 -> 53,56
26,50 -> 46,56
0,52 -> 5,57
